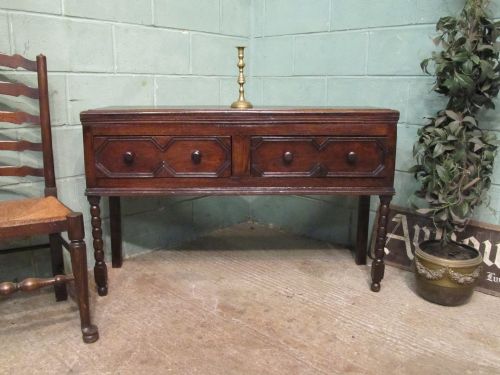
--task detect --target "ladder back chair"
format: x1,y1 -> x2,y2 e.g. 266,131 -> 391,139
0,53 -> 98,343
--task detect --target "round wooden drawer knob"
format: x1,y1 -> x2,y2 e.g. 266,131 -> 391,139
283,151 -> 294,164
347,151 -> 357,164
123,151 -> 135,165
191,150 -> 202,164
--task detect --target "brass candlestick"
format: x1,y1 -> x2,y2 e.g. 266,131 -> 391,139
231,46 -> 253,109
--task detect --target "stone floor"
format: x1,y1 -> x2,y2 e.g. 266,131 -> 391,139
1,223 -> 500,374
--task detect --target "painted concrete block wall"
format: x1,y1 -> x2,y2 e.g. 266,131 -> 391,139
2,0 -> 500,281
0,0 -> 252,279
249,0 -> 500,244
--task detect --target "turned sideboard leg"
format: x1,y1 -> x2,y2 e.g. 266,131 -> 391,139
109,196 -> 123,268
355,195 -> 370,265
371,195 -> 392,292
88,195 -> 108,296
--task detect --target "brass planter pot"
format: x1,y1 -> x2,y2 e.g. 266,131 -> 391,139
414,240 -> 483,306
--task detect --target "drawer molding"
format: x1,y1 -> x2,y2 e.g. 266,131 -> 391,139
94,136 -> 231,178
251,136 -> 387,178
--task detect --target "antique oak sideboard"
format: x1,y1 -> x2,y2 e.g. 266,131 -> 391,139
81,107 -> 399,296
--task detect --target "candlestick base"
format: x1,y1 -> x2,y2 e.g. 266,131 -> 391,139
231,100 -> 253,109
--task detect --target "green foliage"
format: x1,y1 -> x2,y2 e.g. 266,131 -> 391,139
412,110 -> 497,235
420,0 -> 500,114
413,0 -> 499,243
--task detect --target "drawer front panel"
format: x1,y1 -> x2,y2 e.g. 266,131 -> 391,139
251,136 -> 387,178
94,136 -> 231,178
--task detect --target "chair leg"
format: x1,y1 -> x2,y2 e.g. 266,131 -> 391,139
49,233 -> 68,301
67,212 -> 99,344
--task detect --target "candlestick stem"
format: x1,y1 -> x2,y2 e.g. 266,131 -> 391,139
231,46 -> 253,109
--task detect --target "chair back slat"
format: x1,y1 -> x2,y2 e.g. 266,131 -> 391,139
0,111 -> 40,125
0,166 -> 44,177
0,53 -> 37,71
0,54 -> 56,195
0,140 -> 43,152
0,82 -> 39,99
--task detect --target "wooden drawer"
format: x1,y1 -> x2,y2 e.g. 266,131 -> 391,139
94,136 -> 231,178
250,136 -> 387,178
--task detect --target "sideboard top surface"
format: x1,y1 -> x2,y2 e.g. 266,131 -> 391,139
81,106 -> 400,124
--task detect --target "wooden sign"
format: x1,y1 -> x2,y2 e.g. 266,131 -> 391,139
371,206 -> 500,297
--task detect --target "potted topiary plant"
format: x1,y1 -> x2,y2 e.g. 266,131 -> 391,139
411,0 -> 499,305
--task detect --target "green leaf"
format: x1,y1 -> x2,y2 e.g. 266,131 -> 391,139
447,120 -> 461,135
455,73 -> 475,91
434,128 -> 447,138
443,78 -> 461,94
442,145 -> 456,152
462,59 -> 474,74
470,137 -> 485,146
435,116 -> 447,126
420,58 -> 431,74
463,116 -> 477,126
458,202 -> 469,218
477,44 -> 494,52
445,110 -> 461,121
436,164 -> 449,182
433,143 -> 445,158
452,51 -> 470,62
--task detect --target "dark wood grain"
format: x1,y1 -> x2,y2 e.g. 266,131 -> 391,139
232,135 -> 250,176
94,136 -> 231,178
250,136 -> 387,178
371,195 -> 392,292
88,195 -> 107,296
0,275 -> 73,295
67,212 -> 99,344
0,165 -> 44,177
355,195 -> 370,265
0,140 -> 43,152
49,233 -> 67,301
0,111 -> 40,125
37,55 -> 57,197
109,196 -> 123,268
80,106 -> 400,124
0,53 -> 37,71
0,82 -> 39,98
81,107 -> 399,292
